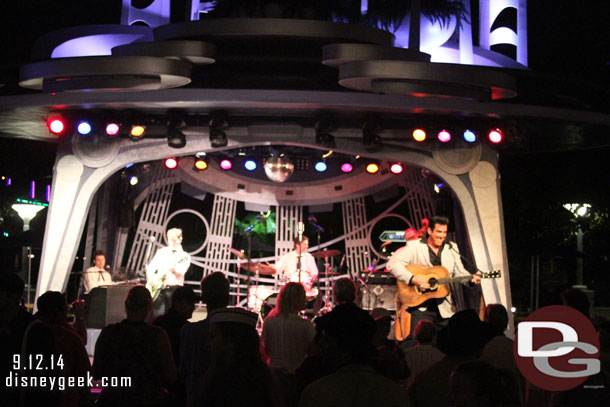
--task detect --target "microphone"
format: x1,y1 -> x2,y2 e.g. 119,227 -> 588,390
244,225 -> 255,232
308,214 -> 318,223
308,214 -> 324,232
339,254 -> 346,269
150,236 -> 156,242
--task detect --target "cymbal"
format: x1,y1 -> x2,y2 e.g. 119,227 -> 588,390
229,247 -> 247,259
311,249 -> 342,258
241,262 -> 276,275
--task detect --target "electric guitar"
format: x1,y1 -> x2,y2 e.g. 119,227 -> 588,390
396,265 -> 501,308
146,253 -> 189,301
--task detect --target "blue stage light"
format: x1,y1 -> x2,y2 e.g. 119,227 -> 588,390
77,121 -> 92,135
463,129 -> 477,143
314,162 -> 327,172
244,160 -> 257,171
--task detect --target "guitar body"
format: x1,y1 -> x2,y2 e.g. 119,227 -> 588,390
146,274 -> 167,301
396,265 -> 452,308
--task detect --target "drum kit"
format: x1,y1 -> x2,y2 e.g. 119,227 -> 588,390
229,246 -> 343,320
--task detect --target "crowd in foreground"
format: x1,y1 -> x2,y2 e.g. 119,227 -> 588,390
1,271 -> 609,407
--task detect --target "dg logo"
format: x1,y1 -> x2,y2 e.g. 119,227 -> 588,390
514,305 -> 601,391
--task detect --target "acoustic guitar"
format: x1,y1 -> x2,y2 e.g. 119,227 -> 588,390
146,254 -> 189,301
394,265 -> 501,340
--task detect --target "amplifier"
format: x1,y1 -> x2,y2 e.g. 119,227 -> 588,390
86,285 -> 136,328
359,272 -> 396,285
360,284 -> 397,311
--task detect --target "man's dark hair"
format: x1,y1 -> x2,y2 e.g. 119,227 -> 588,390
429,216 -> 450,231
93,249 -> 106,258
484,304 -> 509,334
333,278 -> 357,304
414,320 -> 437,344
171,286 -> 198,305
201,272 -> 230,310
37,291 -> 66,315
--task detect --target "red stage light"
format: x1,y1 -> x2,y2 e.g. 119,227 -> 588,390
48,118 -> 65,135
164,157 -> 178,169
390,163 -> 404,174
488,129 -> 503,144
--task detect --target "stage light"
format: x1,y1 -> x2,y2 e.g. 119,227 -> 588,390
315,118 -> 336,148
314,161 -> 327,172
340,163 -> 353,173
463,129 -> 477,143
209,111 -> 229,148
390,163 -> 404,174
244,159 -> 257,171
106,123 -> 120,136
434,183 -> 445,193
194,159 -> 208,171
131,125 -> 145,138
437,129 -> 451,143
488,129 -> 503,144
366,163 -> 380,174
220,159 -> 232,170
48,118 -> 65,135
164,157 -> 178,169
129,176 -> 139,186
412,129 -> 426,142
77,121 -> 92,135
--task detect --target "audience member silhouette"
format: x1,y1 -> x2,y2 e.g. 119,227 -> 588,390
153,285 -> 197,366
1,272 -> 56,407
299,304 -> 408,407
180,272 -> 230,400
369,308 -> 409,383
560,287 -> 591,319
332,277 -> 358,305
36,291 -> 91,407
189,308 -> 283,407
403,320 -> 444,388
449,360 -> 520,407
92,285 -> 176,407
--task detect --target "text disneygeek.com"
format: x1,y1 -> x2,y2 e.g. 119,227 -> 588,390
6,371 -> 132,391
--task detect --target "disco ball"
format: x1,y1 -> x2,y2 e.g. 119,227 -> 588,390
264,155 -> 294,183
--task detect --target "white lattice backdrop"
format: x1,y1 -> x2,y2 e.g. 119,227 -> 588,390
342,197 -> 370,277
200,195 -> 237,276
401,168 -> 436,229
126,163 -> 178,276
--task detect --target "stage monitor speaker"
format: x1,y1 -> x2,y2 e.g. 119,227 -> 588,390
86,285 -> 135,328
360,284 -> 397,311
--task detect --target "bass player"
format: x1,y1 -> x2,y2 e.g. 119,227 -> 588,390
146,228 -> 191,315
387,216 -> 481,343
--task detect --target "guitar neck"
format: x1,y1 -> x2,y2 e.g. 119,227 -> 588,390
437,275 -> 472,285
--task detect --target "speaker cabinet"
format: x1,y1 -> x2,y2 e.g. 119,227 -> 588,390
360,284 -> 397,311
86,285 -> 135,328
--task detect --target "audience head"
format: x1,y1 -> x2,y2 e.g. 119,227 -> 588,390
201,272 -> 230,311
171,286 -> 198,318
449,360 -> 519,407
561,287 -> 590,318
333,277 -> 357,305
276,282 -> 306,315
318,303 -> 377,365
36,291 -> 68,323
124,285 -> 153,320
370,308 -> 393,346
414,320 -> 438,345
484,303 -> 509,334
438,309 -> 495,357
209,308 -> 260,364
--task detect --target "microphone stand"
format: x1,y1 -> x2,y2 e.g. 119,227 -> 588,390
243,215 -> 266,305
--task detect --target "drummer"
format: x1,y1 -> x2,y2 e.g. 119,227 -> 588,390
274,235 -> 319,297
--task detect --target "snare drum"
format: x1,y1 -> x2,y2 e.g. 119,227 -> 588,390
247,285 -> 277,311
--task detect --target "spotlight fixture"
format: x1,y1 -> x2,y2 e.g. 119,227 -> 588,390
129,176 -> 139,186
366,163 -> 380,174
434,183 -> 445,193
220,159 -> 232,170
340,163 -> 353,173
314,161 -> 327,172
164,157 -> 178,169
209,111 -> 229,148
130,125 -> 146,138
412,129 -> 426,142
362,118 -> 382,152
48,118 -> 66,135
106,123 -> 120,136
390,163 -> 404,174
167,120 -> 187,149
194,158 -> 208,171
244,159 -> 257,171
463,129 -> 477,143
488,129 -> 503,144
77,121 -> 92,135
315,118 -> 336,149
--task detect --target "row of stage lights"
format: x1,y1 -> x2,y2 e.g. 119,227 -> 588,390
163,156 -> 407,175
47,117 -> 504,145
